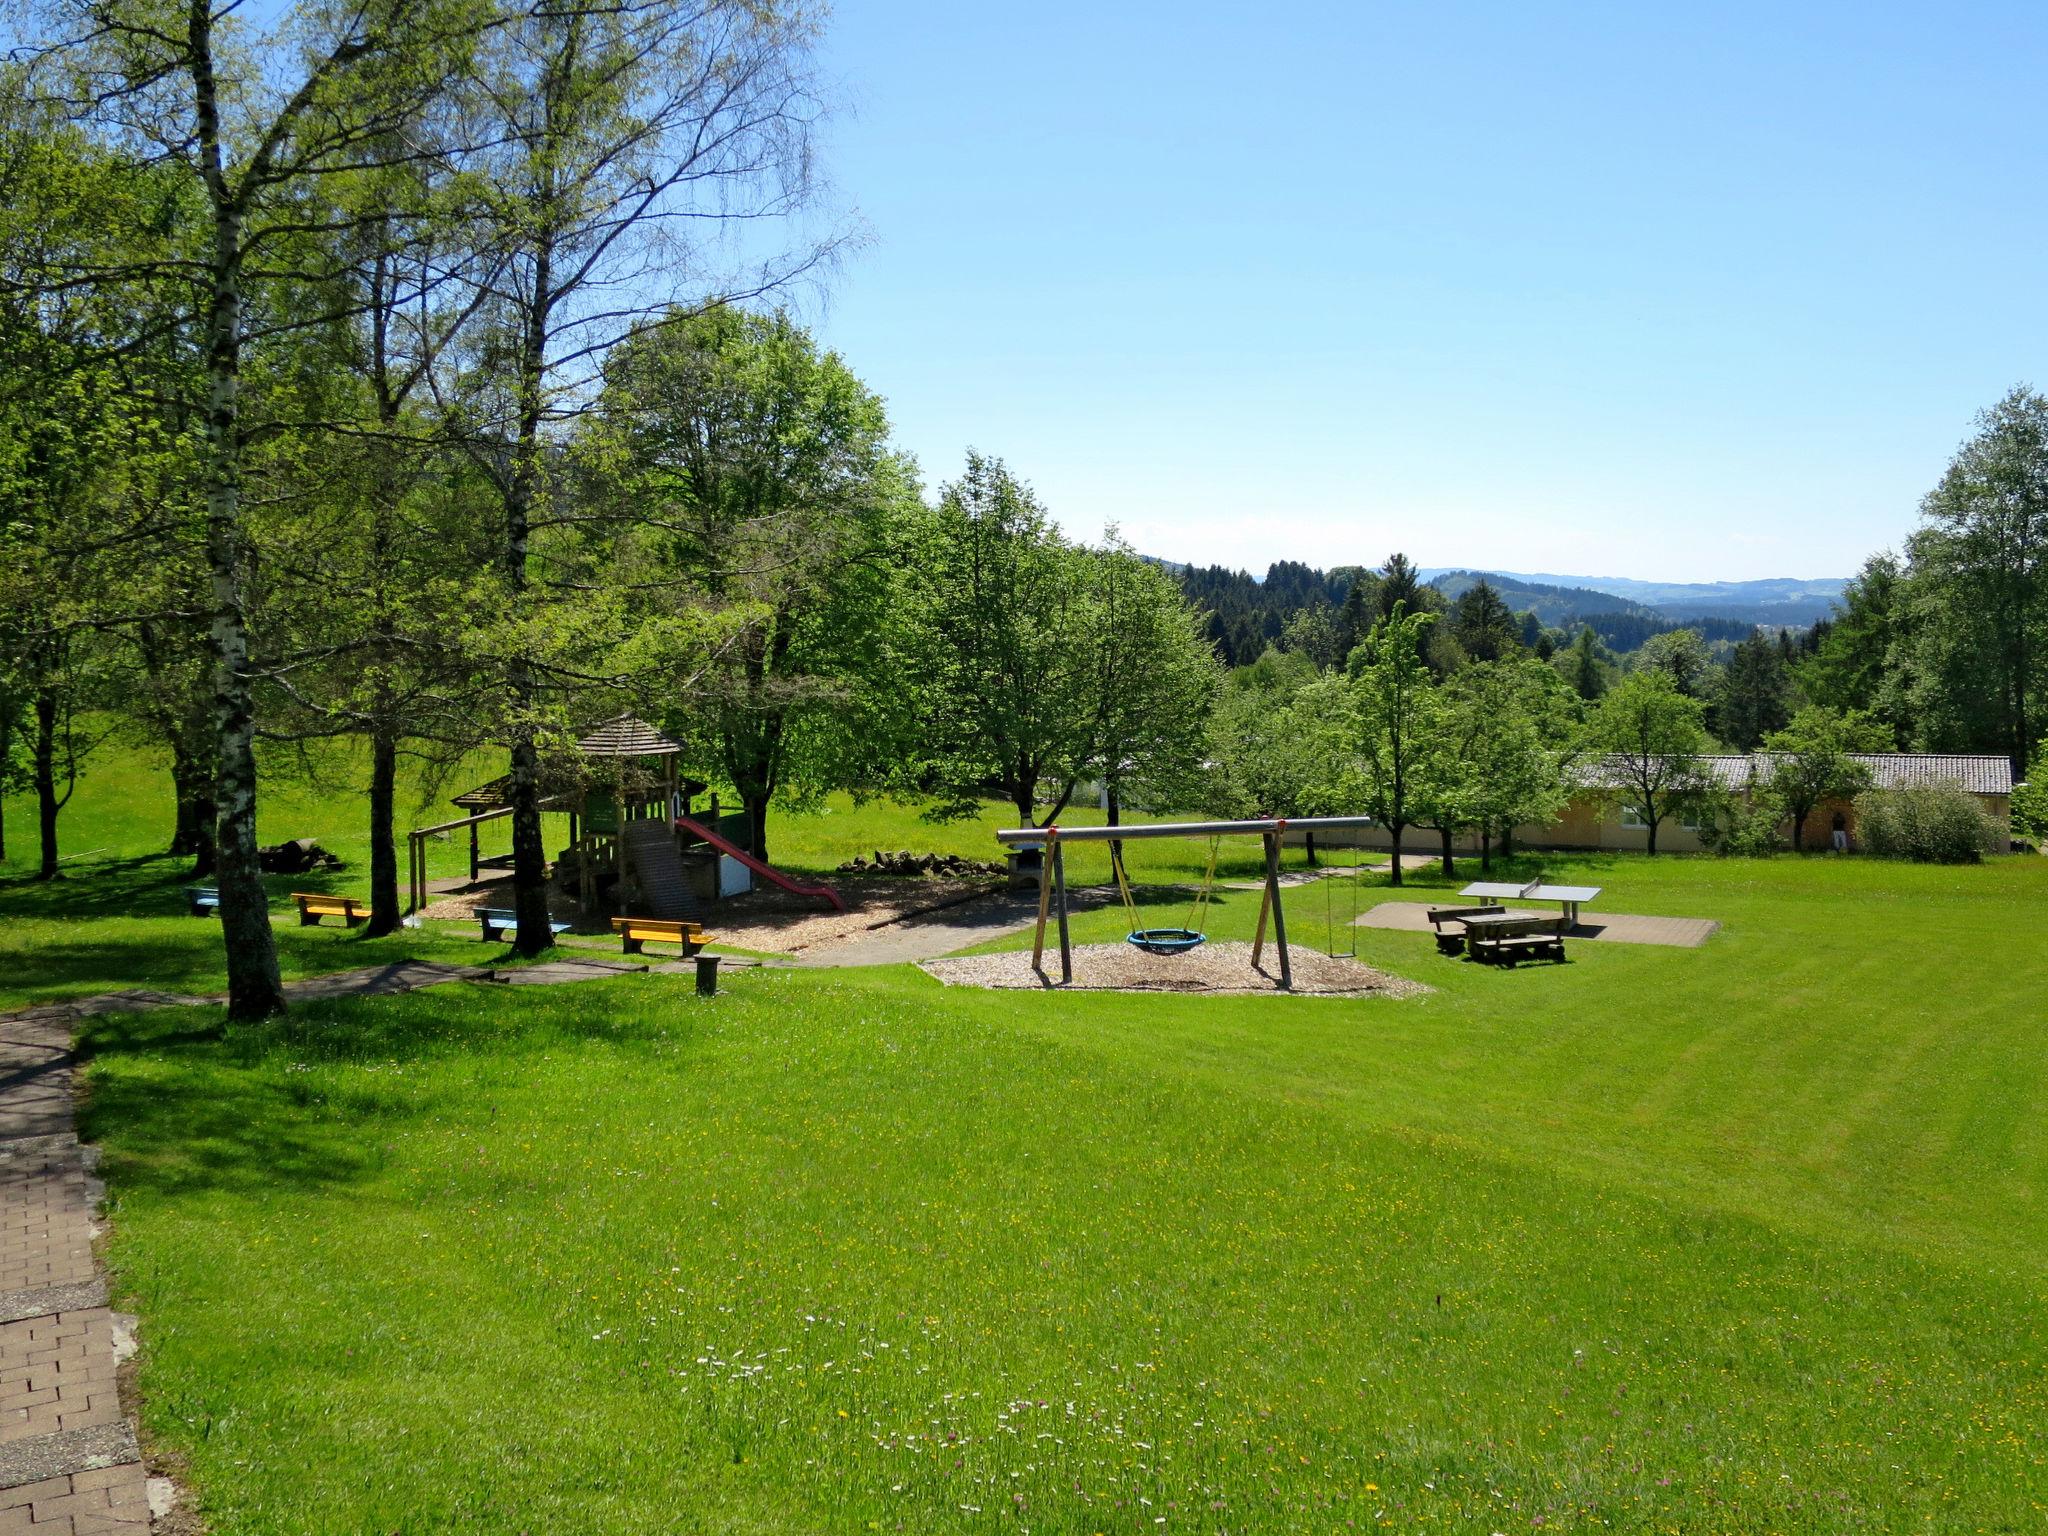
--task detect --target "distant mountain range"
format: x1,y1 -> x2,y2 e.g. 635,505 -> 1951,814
1421,569 -> 1847,627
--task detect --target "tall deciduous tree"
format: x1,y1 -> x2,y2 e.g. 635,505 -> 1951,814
1759,706 -> 1890,851
29,0 -> 486,1014
1348,603 -> 1438,887
1636,627 -> 1714,700
596,306 -> 907,864
901,453 -> 1097,826
1086,531 -> 1221,847
452,0 -> 836,955
1583,670 -> 1713,854
1442,659 -> 1574,870
1901,386 -> 2048,770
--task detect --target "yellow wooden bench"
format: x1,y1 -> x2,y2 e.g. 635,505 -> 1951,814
292,892 -> 370,927
610,916 -> 717,956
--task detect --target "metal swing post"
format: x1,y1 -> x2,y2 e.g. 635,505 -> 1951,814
1030,830 -> 1055,977
1052,838 -> 1073,985
1261,828 -> 1293,990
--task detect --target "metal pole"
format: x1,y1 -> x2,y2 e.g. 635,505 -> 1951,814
1052,840 -> 1073,986
1030,841 -> 1053,974
994,814 -> 1378,845
1263,832 -> 1292,991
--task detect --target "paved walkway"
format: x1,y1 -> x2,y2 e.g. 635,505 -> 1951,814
0,1002 -> 161,1532
1353,901 -> 1720,948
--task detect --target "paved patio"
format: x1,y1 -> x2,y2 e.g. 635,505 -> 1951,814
1353,901 -> 1720,948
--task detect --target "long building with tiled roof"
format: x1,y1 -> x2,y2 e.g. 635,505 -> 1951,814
1299,751 -> 2017,856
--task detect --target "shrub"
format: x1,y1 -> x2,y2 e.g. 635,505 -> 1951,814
1854,782 -> 1997,863
2013,743 -> 2047,842
1696,792 -> 1783,857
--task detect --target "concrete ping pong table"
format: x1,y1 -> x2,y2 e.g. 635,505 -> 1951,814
1459,878 -> 1603,927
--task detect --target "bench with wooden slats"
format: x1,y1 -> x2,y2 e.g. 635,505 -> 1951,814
1466,915 -> 1568,966
477,908 -> 573,943
610,916 -> 717,956
292,892 -> 370,927
1424,903 -> 1506,954
185,886 -> 222,917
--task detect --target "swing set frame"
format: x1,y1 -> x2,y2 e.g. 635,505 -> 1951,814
993,815 -> 1381,990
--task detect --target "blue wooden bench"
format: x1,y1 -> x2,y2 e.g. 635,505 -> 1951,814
185,886 -> 221,917
477,908 -> 572,943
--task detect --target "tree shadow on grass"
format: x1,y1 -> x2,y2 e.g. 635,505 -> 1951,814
0,856 -> 197,920
75,978 -> 699,1201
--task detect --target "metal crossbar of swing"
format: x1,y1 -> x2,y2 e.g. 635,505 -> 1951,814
993,815 -> 1379,845
996,815 -> 1381,990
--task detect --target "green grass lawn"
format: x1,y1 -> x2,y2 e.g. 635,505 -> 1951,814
60,843 -> 2048,1532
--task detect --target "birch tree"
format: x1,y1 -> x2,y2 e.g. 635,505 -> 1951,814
449,0 -> 838,954
22,0 -> 488,1014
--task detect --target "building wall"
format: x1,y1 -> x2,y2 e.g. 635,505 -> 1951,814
1283,787 -> 2011,856
1790,792 -> 2011,851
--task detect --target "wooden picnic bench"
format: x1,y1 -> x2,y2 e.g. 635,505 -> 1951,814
292,892 -> 369,927
1463,912 -> 1569,966
1425,904 -> 1507,954
610,916 -> 718,956
185,885 -> 221,918
476,908 -> 573,944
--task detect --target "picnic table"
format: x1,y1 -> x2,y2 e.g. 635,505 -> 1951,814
1459,879 -> 1602,927
1460,910 -> 1569,965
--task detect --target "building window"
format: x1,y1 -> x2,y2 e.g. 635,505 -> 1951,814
1621,803 -> 1701,831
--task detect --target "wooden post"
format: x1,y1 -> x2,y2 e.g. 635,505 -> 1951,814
1052,839 -> 1073,986
469,821 -> 479,883
1030,839 -> 1053,974
1262,831 -> 1292,990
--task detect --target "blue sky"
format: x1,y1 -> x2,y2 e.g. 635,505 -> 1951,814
795,0 -> 2048,581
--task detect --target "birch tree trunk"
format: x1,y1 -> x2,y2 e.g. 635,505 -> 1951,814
192,10 -> 283,1018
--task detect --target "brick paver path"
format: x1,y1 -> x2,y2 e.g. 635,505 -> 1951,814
0,1004 -> 157,1532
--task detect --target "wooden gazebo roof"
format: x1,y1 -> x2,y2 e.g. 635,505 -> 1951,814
449,716 -> 702,810
575,715 -> 684,757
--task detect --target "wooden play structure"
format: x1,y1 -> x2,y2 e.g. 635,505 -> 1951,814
406,716 -> 700,921
405,714 -> 841,924
993,815 -> 1379,990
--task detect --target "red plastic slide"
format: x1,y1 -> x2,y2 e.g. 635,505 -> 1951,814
674,816 -> 847,912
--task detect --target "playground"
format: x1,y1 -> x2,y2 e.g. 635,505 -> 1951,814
5,750 -> 2048,1533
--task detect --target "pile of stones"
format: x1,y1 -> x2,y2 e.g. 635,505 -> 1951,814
836,850 -> 1006,878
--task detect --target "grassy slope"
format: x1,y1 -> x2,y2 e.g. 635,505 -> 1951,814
74,850 -> 2048,1533
0,740 -> 511,1008
0,748 -> 1305,1006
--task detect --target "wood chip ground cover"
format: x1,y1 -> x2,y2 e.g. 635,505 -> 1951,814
920,940 -> 1430,996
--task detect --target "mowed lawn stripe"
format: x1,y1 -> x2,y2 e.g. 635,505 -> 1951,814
80,887 -> 2048,1532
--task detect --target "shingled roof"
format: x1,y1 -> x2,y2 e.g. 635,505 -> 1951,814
1572,752 -> 2012,796
574,715 -> 683,757
1846,753 -> 2013,795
